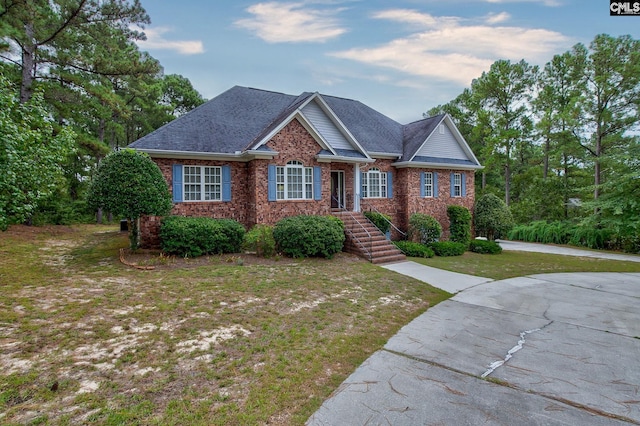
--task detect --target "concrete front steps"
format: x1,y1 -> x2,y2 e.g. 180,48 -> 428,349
332,211 -> 406,264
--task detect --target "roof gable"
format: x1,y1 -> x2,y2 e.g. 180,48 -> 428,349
399,114 -> 481,169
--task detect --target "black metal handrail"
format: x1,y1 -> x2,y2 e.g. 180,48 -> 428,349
358,195 -> 407,238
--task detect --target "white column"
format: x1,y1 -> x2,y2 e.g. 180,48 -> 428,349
354,163 -> 360,212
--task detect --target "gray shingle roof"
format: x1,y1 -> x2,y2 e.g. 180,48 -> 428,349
401,115 -> 444,162
129,86 -> 299,154
129,86 -> 479,168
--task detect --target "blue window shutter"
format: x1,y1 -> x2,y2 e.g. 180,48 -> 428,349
450,172 -> 455,197
313,166 -> 322,200
172,164 -> 183,203
386,171 -> 393,198
222,165 -> 232,202
462,172 -> 467,197
420,172 -> 425,197
433,173 -> 439,198
268,165 -> 276,201
360,172 -> 365,198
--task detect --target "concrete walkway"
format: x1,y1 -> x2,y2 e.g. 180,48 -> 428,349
307,241 -> 640,425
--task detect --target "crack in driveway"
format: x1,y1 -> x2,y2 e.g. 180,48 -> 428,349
481,321 -> 554,378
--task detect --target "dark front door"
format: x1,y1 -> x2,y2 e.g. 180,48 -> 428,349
331,171 -> 345,209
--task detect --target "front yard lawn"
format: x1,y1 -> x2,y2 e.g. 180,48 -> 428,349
413,250 -> 640,280
0,225 -> 449,425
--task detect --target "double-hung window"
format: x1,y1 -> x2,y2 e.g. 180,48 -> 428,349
183,166 -> 222,201
453,173 -> 462,197
362,168 -> 387,199
423,172 -> 434,197
276,161 -> 313,200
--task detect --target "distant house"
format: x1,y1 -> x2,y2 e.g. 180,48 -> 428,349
129,86 -> 482,250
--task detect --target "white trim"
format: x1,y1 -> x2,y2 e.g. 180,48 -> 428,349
393,161 -> 483,170
316,154 -> 375,164
354,163 -> 361,212
369,151 -> 402,159
133,148 -> 277,161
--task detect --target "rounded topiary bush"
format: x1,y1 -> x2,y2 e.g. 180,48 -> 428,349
273,215 -> 345,259
393,241 -> 434,258
469,239 -> 502,254
430,241 -> 467,257
408,213 -> 442,244
160,216 -> 245,257
474,193 -> 514,241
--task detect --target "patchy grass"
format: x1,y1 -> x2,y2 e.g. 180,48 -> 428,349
413,250 -> 640,280
0,225 -> 449,425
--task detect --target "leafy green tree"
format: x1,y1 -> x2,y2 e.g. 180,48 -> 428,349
0,0 -> 149,103
576,34 -> 640,200
469,59 -> 538,206
474,193 -> 514,241
582,138 -> 640,249
0,76 -> 75,230
87,149 -> 172,249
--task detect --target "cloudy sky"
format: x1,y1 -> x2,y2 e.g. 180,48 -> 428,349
136,1 -> 640,123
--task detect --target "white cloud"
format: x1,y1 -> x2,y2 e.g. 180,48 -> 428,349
137,27 -> 204,55
330,9 -> 570,86
485,12 -> 511,24
235,2 -> 347,43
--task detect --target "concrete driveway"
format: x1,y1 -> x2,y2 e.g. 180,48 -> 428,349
308,264 -> 640,424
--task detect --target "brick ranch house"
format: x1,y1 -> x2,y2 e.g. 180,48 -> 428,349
129,86 -> 482,257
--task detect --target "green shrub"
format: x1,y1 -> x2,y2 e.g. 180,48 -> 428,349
507,221 -> 573,245
393,241 -> 434,258
408,213 -> 442,244
447,205 -> 472,246
273,215 -> 345,259
474,193 -> 514,241
243,225 -> 276,257
469,239 -> 502,254
430,241 -> 466,257
364,211 -> 391,234
568,226 -> 614,250
160,216 -> 245,257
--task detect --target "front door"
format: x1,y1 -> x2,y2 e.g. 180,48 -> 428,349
331,171 -> 345,209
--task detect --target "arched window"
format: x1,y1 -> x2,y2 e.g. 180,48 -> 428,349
276,160 -> 313,200
362,168 -> 387,198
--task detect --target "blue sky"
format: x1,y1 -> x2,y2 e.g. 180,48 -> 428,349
135,1 -> 640,123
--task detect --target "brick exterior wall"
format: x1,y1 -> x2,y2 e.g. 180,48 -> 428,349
253,119 -> 331,224
139,117 -> 477,247
396,167 -> 475,239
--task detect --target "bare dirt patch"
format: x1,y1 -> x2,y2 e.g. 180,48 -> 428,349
0,225 -> 447,425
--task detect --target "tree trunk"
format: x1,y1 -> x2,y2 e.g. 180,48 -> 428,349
20,22 -> 36,104
594,129 -> 602,200
543,135 -> 550,180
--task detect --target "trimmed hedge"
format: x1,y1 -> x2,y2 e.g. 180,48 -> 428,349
160,216 -> 245,257
364,211 -> 391,234
273,215 -> 345,259
408,213 -> 442,244
469,239 -> 502,254
393,241 -> 435,258
430,241 -> 466,257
